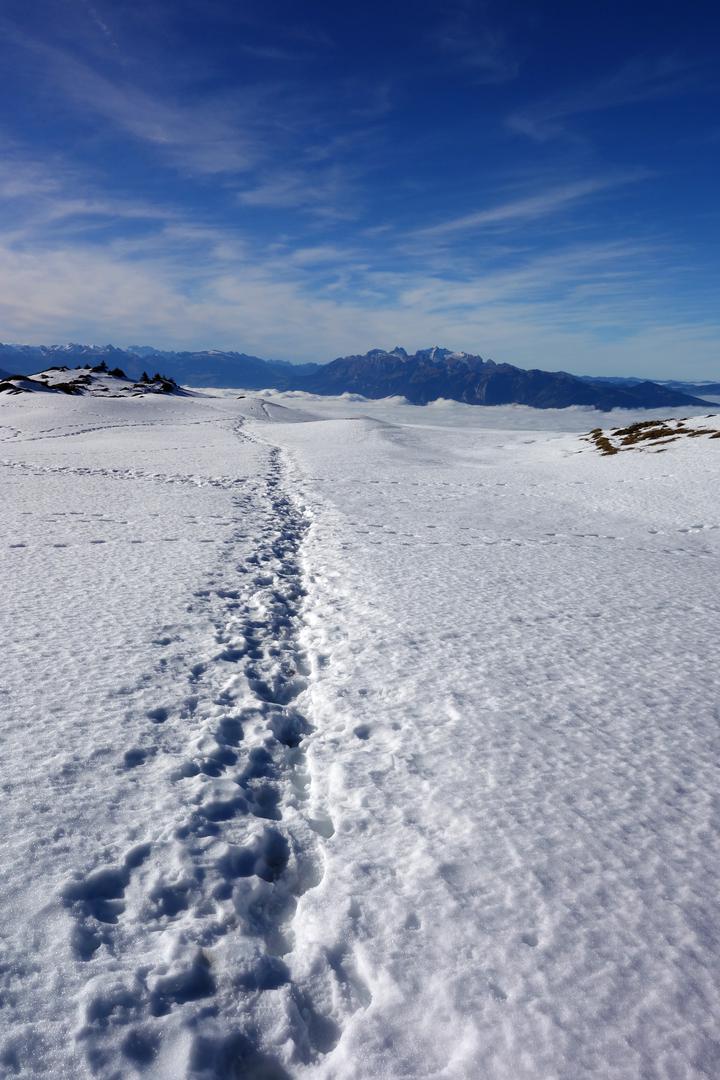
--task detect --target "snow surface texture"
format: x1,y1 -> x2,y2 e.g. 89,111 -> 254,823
1,389 -> 719,1079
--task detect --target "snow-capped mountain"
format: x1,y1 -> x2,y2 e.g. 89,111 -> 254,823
299,347 -> 714,409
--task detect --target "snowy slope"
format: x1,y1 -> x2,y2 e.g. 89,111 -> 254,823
1,391 -> 719,1078
0,366 -> 184,397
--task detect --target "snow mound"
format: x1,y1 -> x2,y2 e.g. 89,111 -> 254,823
233,396 -> 322,423
0,363 -> 188,398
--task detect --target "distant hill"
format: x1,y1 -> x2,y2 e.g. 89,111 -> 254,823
136,350 -> 319,389
0,342 -> 714,410
582,374 -> 720,398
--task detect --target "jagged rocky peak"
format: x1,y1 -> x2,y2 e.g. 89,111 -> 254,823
362,345 -> 474,364
416,345 -> 455,363
383,346 -> 484,366
363,347 -> 397,360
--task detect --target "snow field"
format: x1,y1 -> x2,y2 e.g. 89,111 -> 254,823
269,410 -> 720,1079
1,390 -> 719,1078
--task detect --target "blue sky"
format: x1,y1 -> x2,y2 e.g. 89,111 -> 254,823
1,0 -> 719,376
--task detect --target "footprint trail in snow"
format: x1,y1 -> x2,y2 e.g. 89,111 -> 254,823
60,435 -> 358,1078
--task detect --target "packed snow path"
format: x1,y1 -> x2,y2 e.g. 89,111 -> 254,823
1,391 -> 719,1078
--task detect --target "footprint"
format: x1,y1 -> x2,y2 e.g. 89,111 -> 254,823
268,708 -> 310,748
198,792 -> 248,822
149,951 -> 216,1016
147,878 -> 192,919
146,707 -> 169,724
120,1028 -> 160,1068
122,747 -> 150,769
217,645 -> 244,662
61,843 -> 151,960
254,828 -> 291,883
216,716 -> 244,746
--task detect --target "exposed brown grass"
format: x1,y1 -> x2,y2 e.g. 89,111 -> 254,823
585,416 -> 720,456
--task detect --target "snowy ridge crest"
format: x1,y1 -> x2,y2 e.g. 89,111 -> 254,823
0,362 -> 185,398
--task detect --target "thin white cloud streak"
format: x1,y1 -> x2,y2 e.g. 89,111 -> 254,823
509,57 -> 699,141
392,242 -> 653,309
413,173 -> 648,238
79,0 -> 121,52
0,150 -> 179,245
1,12 -> 384,227
3,15 -> 389,186
284,245 -> 356,265
2,23 -> 269,174
0,146 -> 70,201
235,166 -> 358,218
54,64 -> 262,175
435,10 -> 518,83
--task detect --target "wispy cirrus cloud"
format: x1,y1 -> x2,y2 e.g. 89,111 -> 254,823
0,155 -> 59,201
235,164 -> 360,219
508,56 -> 700,141
0,144 -> 178,247
412,173 -> 648,238
434,5 -> 519,83
283,244 -> 356,266
77,0 -> 121,52
2,12 -> 387,201
3,15 -> 335,177
9,35 -> 263,174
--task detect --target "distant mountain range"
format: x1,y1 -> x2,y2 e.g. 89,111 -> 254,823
0,343 -> 315,392
0,342 -> 715,410
579,373 -> 720,398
